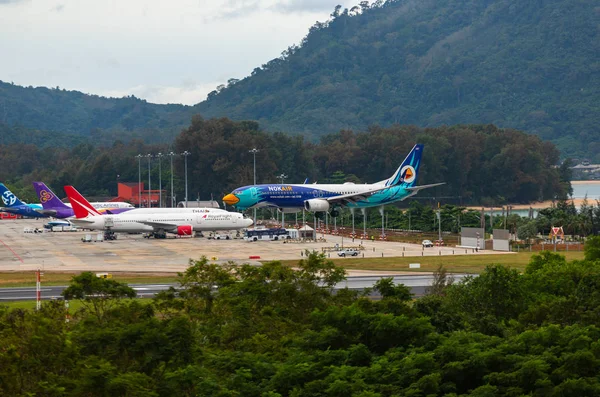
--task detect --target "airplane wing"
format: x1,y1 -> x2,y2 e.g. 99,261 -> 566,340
325,186 -> 392,206
69,218 -> 95,224
404,183 -> 446,193
35,209 -> 58,216
0,207 -> 21,214
138,221 -> 179,231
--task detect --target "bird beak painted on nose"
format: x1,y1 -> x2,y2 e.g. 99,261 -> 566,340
222,193 -> 240,205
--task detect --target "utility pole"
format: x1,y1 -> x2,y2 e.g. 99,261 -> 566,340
157,153 -> 163,207
168,152 -> 175,207
278,173 -> 287,227
437,209 -> 442,242
136,154 -> 143,207
182,151 -> 190,208
146,154 -> 152,207
249,148 -> 259,227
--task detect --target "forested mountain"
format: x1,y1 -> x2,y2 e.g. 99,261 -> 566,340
197,0 -> 600,161
0,117 -> 569,205
0,81 -> 195,144
1,1 -> 598,160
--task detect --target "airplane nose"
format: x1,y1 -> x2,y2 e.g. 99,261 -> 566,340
223,193 -> 240,205
245,218 -> 254,227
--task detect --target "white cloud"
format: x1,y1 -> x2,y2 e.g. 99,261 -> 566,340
0,0 -> 29,5
0,0 -> 341,104
271,0 -> 341,13
99,81 -> 222,105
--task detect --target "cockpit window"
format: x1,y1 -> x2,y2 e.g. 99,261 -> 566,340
233,190 -> 243,194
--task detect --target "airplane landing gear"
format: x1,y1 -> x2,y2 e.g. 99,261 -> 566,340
152,230 -> 167,239
329,208 -> 340,218
104,230 -> 117,240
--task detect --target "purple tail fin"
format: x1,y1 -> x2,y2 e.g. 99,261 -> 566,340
32,182 -> 69,209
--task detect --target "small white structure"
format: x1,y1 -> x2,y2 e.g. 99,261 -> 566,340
286,228 -> 299,239
298,225 -> 315,239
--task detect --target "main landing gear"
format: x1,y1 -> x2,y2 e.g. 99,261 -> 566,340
144,230 -> 167,239
152,230 -> 167,239
104,230 -> 117,241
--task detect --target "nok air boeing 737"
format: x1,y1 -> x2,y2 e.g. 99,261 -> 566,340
223,144 -> 444,216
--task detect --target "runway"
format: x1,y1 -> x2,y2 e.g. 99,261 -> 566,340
0,274 -> 469,301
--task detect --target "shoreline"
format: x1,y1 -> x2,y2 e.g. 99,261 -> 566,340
464,180 -> 599,210
467,198 -> 596,211
572,180 -> 600,185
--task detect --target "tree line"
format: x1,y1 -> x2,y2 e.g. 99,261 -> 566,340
0,117 -> 570,206
2,240 -> 600,395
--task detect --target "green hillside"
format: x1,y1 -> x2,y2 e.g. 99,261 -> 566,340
196,0 -> 600,161
0,81 -> 195,144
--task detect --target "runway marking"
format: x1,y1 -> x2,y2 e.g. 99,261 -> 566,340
0,237 -> 24,263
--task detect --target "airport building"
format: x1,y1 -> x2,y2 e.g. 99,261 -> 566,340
114,182 -> 163,207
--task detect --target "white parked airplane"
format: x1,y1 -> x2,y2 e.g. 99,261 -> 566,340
64,186 -> 253,239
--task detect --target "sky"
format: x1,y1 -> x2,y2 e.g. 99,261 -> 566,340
0,0 -> 343,105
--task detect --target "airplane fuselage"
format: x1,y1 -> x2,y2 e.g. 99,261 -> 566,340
226,183 -> 413,211
73,210 -> 252,233
1,203 -> 49,218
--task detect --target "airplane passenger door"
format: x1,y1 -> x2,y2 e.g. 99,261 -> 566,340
196,215 -> 203,224
105,217 -> 114,228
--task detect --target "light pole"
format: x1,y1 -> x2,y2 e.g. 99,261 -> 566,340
135,154 -> 143,208
168,152 -> 175,207
157,153 -> 163,207
278,173 -> 287,227
146,154 -> 152,207
182,151 -> 190,208
249,148 -> 259,227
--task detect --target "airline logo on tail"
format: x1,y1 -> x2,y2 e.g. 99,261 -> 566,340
63,186 -> 102,218
2,191 -> 16,206
39,190 -> 54,204
400,166 -> 416,184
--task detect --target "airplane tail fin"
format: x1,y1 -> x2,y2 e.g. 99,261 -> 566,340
33,182 -> 69,209
0,183 -> 26,207
382,144 -> 423,188
64,186 -> 102,218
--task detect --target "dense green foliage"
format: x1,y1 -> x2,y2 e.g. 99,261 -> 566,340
197,0 -> 600,161
4,246 -> 600,395
0,81 -> 195,144
0,118 -> 568,205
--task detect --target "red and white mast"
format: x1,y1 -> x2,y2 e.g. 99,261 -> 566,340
36,269 -> 41,311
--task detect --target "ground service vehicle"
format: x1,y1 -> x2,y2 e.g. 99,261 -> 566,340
337,249 -> 359,257
244,228 -> 290,242
422,239 -> 434,247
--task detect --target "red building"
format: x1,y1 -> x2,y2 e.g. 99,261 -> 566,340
115,182 -> 163,207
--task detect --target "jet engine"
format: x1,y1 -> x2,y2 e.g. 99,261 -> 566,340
304,199 -> 330,212
177,225 -> 193,236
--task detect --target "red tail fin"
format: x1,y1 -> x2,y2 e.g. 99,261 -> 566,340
63,186 -> 102,218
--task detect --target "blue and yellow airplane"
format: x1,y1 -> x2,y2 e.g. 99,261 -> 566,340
0,183 -> 48,218
223,144 -> 444,216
